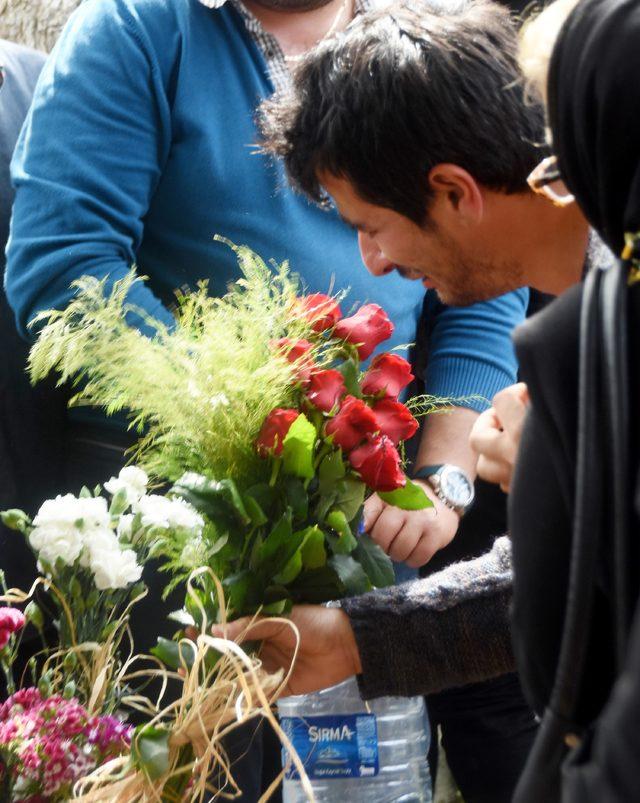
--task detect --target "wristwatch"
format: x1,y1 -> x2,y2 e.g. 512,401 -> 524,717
413,464 -> 475,516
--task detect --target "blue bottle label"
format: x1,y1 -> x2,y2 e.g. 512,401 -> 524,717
281,713 -> 379,780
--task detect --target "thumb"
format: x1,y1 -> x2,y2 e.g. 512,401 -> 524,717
212,616 -> 286,644
363,493 -> 385,531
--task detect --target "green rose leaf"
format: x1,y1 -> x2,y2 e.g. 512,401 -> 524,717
132,725 -> 170,781
273,549 -> 303,585
329,553 -> 372,596
285,477 -> 309,521
326,509 -> 358,554
379,478 -> 433,510
222,569 -> 263,615
319,450 -> 346,493
300,525 -> 327,569
282,414 -> 317,479
334,477 -> 366,522
354,532 -> 395,588
243,495 -> 268,527
289,566 -> 345,603
150,637 -> 195,671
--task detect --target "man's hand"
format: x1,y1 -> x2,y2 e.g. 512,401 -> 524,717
209,606 -> 362,696
470,383 -> 529,493
363,483 -> 459,568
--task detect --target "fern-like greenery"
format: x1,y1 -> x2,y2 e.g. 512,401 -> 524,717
29,242 -> 333,486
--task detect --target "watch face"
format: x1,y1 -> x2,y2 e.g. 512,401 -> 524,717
440,466 -> 474,508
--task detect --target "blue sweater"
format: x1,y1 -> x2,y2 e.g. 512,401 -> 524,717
5,0 -> 527,415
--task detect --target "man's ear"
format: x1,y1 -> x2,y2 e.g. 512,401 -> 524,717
427,164 -> 484,225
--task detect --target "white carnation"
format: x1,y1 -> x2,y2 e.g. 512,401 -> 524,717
33,494 -> 108,530
90,547 -> 143,590
29,524 -> 83,567
30,494 -> 110,567
135,495 -> 204,534
82,528 -> 120,563
104,466 -> 149,505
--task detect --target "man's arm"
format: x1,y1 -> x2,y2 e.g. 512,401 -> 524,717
365,405 -> 478,567
5,0 -> 175,337
217,537 -> 515,698
365,289 -> 528,567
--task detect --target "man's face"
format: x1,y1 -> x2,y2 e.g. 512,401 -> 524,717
320,173 -> 525,306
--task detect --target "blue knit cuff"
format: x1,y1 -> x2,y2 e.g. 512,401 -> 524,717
424,356 -> 516,413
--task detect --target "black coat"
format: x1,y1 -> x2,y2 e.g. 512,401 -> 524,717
509,279 -> 640,800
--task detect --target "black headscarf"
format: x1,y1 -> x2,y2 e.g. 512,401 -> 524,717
547,0 -> 640,257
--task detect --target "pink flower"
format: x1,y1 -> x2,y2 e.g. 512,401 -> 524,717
0,607 -> 25,649
334,304 -> 394,360
305,369 -> 346,412
361,353 -> 414,398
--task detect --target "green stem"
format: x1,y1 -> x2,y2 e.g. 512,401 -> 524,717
268,458 -> 281,488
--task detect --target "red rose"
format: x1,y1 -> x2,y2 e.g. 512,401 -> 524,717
334,304 -> 394,360
0,607 -> 25,650
256,408 -> 300,456
348,435 -> 406,492
361,353 -> 414,398
372,399 -> 419,444
325,395 -> 379,451
306,369 -> 346,412
294,293 -> 342,333
271,337 -> 316,383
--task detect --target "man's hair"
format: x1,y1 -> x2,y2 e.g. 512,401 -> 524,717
261,0 -> 546,224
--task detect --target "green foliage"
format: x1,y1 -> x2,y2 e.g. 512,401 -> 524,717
379,479 -> 433,510
28,243 -> 330,486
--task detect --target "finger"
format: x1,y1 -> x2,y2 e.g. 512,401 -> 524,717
363,494 -> 385,531
368,506 -> 405,553
493,384 -> 529,437
405,538 -> 438,568
387,526 -> 420,563
476,454 -> 511,487
469,408 -> 501,454
212,617 -> 287,644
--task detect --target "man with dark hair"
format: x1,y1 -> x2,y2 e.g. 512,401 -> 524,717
255,2 -> 604,800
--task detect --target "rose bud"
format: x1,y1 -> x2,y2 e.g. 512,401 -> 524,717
348,435 -> 406,492
334,304 -> 394,360
306,369 -> 346,413
256,408 -> 300,456
271,337 -> 316,383
372,398 -> 419,444
362,353 -> 414,398
294,293 -> 342,333
325,395 -> 379,452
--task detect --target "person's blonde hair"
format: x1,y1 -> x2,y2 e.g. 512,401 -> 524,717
519,0 -> 581,105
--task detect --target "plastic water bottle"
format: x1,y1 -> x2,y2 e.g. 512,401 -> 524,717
278,675 -> 432,802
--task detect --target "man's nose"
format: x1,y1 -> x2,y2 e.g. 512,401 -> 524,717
358,232 -> 395,276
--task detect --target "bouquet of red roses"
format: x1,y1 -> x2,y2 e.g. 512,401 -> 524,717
163,291 -> 431,635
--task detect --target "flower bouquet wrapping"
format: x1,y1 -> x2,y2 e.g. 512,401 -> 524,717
1,241 -> 448,800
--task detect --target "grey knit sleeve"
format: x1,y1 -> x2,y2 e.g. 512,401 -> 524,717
341,536 -> 515,699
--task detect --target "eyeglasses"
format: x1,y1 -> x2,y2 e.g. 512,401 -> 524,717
527,155 -> 575,207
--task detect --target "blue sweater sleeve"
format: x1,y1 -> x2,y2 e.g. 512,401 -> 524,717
423,288 -> 528,412
5,0 -> 175,338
